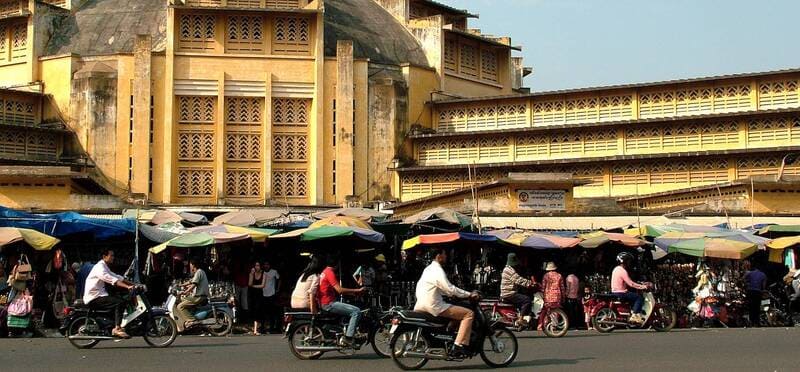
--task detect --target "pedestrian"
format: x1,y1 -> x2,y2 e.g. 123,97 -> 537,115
262,261 -> 281,333
232,256 -> 250,317
565,271 -> 580,329
582,284 -> 595,330
248,262 -> 265,335
743,261 -> 767,327
539,262 -> 564,331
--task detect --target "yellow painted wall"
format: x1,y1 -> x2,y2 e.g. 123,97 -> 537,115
0,182 -> 70,209
38,56 -> 73,122
322,58 -> 336,204
404,65 -> 439,129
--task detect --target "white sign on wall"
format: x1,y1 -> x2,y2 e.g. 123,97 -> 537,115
517,190 -> 566,211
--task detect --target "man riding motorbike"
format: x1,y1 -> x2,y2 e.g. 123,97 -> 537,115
177,259 -> 210,329
500,253 -> 534,326
83,249 -> 135,339
317,254 -> 366,347
611,252 -> 648,324
414,247 -> 480,359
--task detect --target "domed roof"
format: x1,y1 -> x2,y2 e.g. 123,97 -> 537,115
43,0 -> 431,68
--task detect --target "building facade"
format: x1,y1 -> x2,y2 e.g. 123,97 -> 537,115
0,0 -> 798,216
0,0 -> 526,210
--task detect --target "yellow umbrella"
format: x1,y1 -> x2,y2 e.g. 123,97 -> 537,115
0,227 -> 59,251
766,236 -> 800,263
309,216 -> 371,230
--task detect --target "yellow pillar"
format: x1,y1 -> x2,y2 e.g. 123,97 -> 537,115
215,72 -> 226,205
131,35 -> 152,196
162,7 -> 176,203
335,40 -> 354,203
263,73 -> 272,202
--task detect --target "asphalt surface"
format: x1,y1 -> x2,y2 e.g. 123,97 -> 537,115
1,328 -> 796,372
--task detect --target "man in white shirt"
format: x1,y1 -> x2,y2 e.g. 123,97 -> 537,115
83,249 -> 134,338
414,247 -> 478,357
262,261 -> 281,333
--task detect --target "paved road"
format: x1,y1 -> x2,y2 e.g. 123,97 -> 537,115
1,328 -> 796,371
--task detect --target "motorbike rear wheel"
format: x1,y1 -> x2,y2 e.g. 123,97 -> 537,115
480,327 -> 518,368
369,320 -> 392,358
652,307 -> 677,332
143,314 -> 178,348
542,308 -> 569,338
288,323 -> 325,360
389,329 -> 430,371
66,317 -> 100,349
208,312 -> 233,337
592,308 -> 616,333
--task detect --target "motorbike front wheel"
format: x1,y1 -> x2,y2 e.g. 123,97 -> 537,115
542,308 -> 569,338
652,307 -> 677,332
389,329 -> 429,371
592,308 -> 616,333
480,327 -> 518,368
143,314 -> 178,348
369,320 -> 393,358
288,323 -> 325,360
208,312 -> 233,337
66,317 -> 100,349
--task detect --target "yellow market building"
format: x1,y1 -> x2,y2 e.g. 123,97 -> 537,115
0,0 -> 799,218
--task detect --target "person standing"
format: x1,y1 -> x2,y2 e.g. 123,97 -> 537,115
743,261 -> 767,327
262,261 -> 281,333
232,256 -> 250,317
565,272 -> 580,329
248,262 -> 265,335
539,262 -> 564,330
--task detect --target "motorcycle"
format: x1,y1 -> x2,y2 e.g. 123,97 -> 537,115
60,285 -> 178,349
589,288 -> 676,333
479,292 -> 569,337
389,298 -> 518,370
760,282 -> 800,327
284,303 -> 388,359
164,284 -> 234,336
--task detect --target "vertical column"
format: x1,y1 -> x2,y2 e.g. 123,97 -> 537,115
263,73 -> 272,202
215,73 -> 226,205
162,7 -> 176,203
131,35 -> 152,195
335,40 -> 354,202
309,12 -> 325,204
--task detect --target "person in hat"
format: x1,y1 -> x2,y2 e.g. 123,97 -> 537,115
539,262 -> 564,330
500,253 -> 535,326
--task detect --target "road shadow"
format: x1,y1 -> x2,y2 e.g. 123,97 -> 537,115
324,353 -> 385,361
423,357 -> 594,370
88,342 -> 240,350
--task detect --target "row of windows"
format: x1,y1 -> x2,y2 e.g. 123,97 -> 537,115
435,78 -> 800,132
443,35 -> 501,84
418,116 -> 800,166
178,13 -> 311,55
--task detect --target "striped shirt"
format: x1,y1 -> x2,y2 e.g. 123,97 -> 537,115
501,266 -> 533,298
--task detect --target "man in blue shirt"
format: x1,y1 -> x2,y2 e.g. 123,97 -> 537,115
743,261 -> 767,327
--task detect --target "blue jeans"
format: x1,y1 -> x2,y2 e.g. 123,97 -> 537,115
613,291 -> 644,315
323,302 -> 361,338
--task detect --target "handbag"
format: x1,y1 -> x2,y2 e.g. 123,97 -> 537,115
52,279 -> 67,320
14,254 -> 32,281
8,294 -> 32,316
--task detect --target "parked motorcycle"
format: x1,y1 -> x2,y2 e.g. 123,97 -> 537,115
480,292 -> 569,337
60,285 -> 178,349
389,298 -> 518,370
590,288 -> 676,333
284,304 -> 387,359
164,284 -> 234,336
760,282 -> 800,327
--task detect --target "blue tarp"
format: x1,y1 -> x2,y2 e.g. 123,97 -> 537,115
0,207 -> 135,240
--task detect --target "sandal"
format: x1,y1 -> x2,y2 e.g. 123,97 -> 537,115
112,329 -> 131,339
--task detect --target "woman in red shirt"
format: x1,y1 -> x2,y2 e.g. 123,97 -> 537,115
539,262 -> 564,330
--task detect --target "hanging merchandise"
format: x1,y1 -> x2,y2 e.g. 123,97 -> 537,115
14,254 -> 31,281
53,249 -> 65,271
51,278 -> 67,320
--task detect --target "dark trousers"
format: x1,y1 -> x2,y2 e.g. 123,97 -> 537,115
263,295 -> 279,331
613,291 -> 644,315
564,298 -> 580,328
503,293 -> 532,317
90,295 -> 127,327
747,290 -> 762,327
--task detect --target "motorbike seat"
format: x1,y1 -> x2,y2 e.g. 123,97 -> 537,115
595,293 -> 623,301
398,310 -> 450,326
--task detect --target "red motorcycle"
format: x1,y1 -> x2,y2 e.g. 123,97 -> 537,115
479,293 -> 569,338
589,289 -> 676,333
